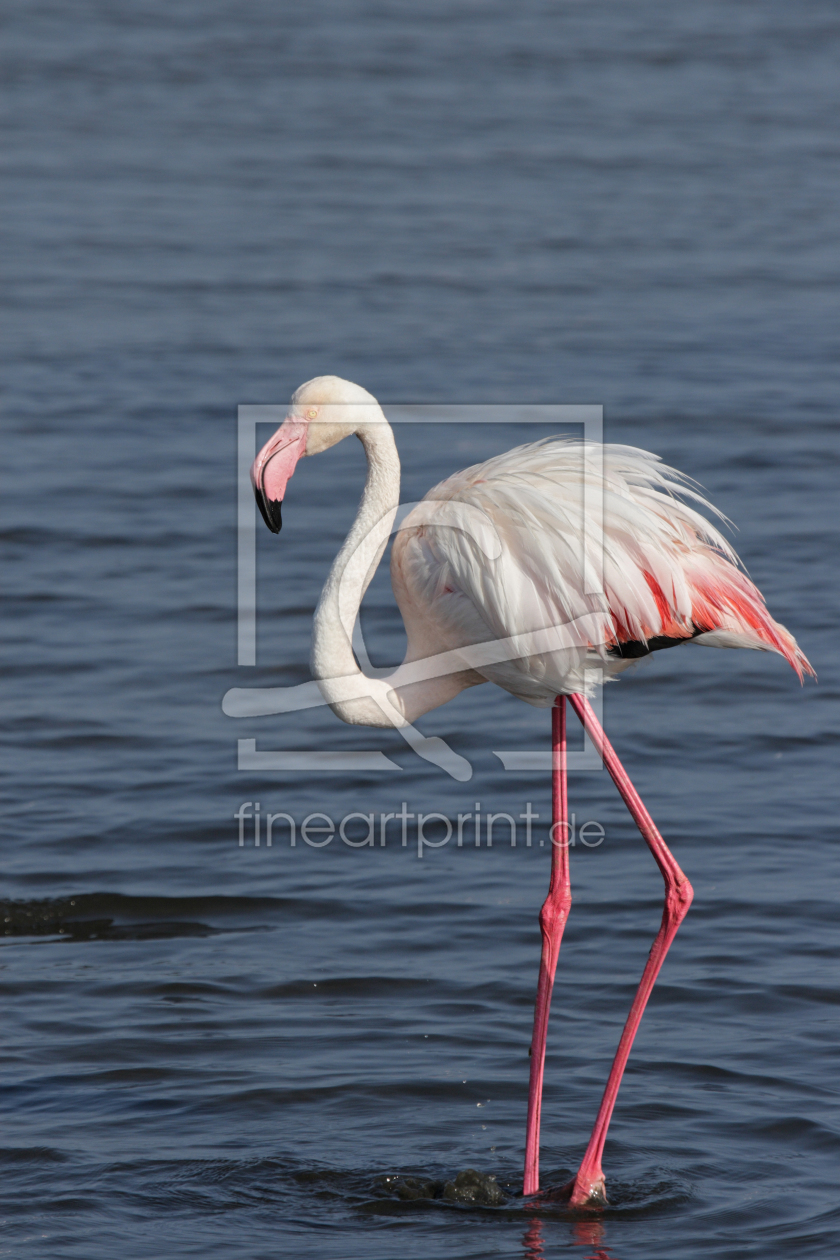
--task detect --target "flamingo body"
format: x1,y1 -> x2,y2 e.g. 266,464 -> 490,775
245,375 -> 813,1205
392,437 -> 811,704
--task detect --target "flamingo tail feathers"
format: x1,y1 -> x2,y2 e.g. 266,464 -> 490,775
685,562 -> 815,682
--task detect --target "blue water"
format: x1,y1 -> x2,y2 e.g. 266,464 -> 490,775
3,2 -> 839,1257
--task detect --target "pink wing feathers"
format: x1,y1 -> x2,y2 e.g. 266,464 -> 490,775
391,438 -> 813,702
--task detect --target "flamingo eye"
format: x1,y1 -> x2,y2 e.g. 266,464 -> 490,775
307,408 -> 318,419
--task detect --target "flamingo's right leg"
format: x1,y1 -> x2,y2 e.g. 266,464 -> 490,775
523,696 -> 572,1196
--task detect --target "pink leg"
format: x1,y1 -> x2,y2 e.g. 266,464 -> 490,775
566,693 -> 693,1207
523,696 -> 572,1196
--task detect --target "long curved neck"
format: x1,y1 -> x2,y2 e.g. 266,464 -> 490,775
310,420 -> 402,724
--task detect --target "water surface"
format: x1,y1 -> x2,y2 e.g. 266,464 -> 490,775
3,2 -> 839,1257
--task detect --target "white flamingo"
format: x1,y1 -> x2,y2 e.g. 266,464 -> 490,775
237,375 -> 813,1206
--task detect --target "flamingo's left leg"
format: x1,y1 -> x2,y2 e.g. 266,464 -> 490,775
565,693 -> 693,1207
523,696 -> 572,1196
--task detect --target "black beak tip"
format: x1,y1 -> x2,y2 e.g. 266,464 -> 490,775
253,484 -> 282,534
267,498 -> 283,533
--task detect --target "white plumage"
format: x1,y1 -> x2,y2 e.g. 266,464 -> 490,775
392,435 -> 811,703
240,374 -> 812,732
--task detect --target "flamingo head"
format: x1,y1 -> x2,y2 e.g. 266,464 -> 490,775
250,376 -> 382,533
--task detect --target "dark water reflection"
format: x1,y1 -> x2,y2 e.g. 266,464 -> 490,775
523,1216 -> 618,1259
3,1 -> 839,1257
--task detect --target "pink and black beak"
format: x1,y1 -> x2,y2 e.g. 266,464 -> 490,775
250,414 -> 309,534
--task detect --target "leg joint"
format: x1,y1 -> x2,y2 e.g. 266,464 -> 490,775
539,893 -> 572,936
665,875 -> 693,925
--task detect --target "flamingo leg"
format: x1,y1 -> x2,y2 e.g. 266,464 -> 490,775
565,693 -> 694,1207
523,696 -> 571,1196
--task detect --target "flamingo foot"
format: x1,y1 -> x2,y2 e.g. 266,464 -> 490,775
564,1169 -> 608,1209
532,1168 -> 607,1208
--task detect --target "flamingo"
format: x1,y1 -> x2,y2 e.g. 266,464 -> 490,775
242,375 -> 813,1206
